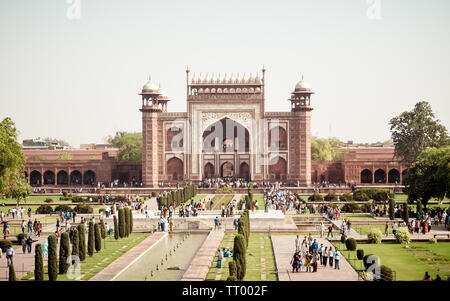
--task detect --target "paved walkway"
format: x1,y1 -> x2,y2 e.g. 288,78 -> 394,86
90,231 -> 167,281
271,235 -> 360,281
0,235 -> 48,281
181,229 -> 224,281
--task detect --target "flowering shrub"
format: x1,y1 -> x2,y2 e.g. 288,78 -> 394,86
395,227 -> 411,244
367,229 -> 382,244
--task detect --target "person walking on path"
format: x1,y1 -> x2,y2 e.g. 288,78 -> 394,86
392,222 -> 398,236
334,248 -> 341,270
21,236 -> 27,254
216,249 -> 223,268
26,235 -> 33,253
322,246 -> 328,266
327,225 -> 333,238
290,252 -> 300,273
233,218 -> 238,231
328,247 -> 333,267
214,216 -> 220,230
6,245 -> 14,265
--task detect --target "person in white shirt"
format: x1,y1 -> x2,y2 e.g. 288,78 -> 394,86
6,245 -> 15,265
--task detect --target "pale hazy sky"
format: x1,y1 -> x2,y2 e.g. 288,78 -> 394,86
1,0 -> 449,148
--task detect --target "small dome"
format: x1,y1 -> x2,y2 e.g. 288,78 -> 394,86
142,79 -> 160,93
157,90 -> 169,100
255,75 -> 261,84
295,79 -> 311,92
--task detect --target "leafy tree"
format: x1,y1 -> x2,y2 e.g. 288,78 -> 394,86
107,132 -> 142,163
403,146 -> 450,208
34,243 -> 44,281
88,221 -> 94,256
48,234 -> 58,281
113,215 -> 119,240
59,232 -> 70,274
311,136 -> 345,161
77,224 -> 86,261
0,118 -> 32,204
389,101 -> 449,163
94,223 -> 102,252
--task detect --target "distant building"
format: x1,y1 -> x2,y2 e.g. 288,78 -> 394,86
22,138 -> 67,150
80,143 -> 114,150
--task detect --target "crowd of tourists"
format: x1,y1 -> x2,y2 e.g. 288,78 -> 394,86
1,207 -> 33,220
290,235 -> 342,273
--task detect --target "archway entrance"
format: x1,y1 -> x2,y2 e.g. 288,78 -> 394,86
204,163 -> 214,178
388,169 -> 400,183
374,169 -> 386,183
167,157 -> 183,181
239,162 -> 250,179
70,170 -> 82,185
57,170 -> 68,185
269,156 -> 287,180
30,170 -> 42,186
360,169 -> 372,184
43,171 -> 55,185
83,170 -> 96,185
220,162 -> 234,177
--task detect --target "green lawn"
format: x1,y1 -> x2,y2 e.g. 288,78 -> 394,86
177,194 -> 207,208
205,233 -> 277,281
352,224 -> 388,236
332,241 -> 450,281
340,214 -> 375,221
0,195 -> 73,204
240,194 -> 265,210
211,195 -> 234,210
0,205 -> 106,215
21,233 -> 149,281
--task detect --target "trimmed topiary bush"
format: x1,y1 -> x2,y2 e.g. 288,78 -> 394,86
54,204 -> 72,213
73,203 -> 93,214
124,208 -> 130,237
357,249 -> 364,260
77,224 -> 86,261
94,223 -> 101,252
363,254 -> 379,270
429,237 -> 437,244
340,234 -> 347,244
88,221 -> 94,256
227,276 -> 237,281
324,193 -> 338,202
59,232 -> 70,274
395,227 -> 411,244
36,204 -> 53,214
48,234 -> 58,281
378,265 -> 394,281
128,208 -> 133,234
34,243 -> 44,281
345,238 -> 357,251
308,193 -> 324,202
367,229 -> 382,244
342,202 -> 360,213
44,197 -> 54,203
340,193 -> 353,202
17,233 -> 26,244
8,264 -> 16,281
402,203 -> 409,224
0,240 -> 12,252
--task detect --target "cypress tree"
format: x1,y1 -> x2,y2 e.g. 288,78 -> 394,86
48,234 -> 58,281
118,208 -> 125,238
59,232 -> 70,274
403,203 -> 409,224
8,264 -> 16,281
94,223 -> 102,252
77,224 -> 86,261
34,243 -> 44,281
72,228 -> 79,257
88,221 -> 94,256
113,215 -> 119,240
388,198 -> 395,220
228,260 -> 237,277
124,208 -> 130,237
100,220 -> 106,239
128,208 -> 133,234
233,234 -> 247,280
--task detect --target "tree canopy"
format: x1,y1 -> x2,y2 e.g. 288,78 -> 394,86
403,146 -> 450,207
0,117 -> 32,201
311,137 -> 344,161
107,132 -> 142,163
389,101 -> 449,163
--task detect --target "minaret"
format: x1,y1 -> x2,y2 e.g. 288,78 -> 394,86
288,76 -> 314,186
140,77 -> 164,187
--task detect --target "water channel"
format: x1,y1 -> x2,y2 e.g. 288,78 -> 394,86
114,232 -> 208,281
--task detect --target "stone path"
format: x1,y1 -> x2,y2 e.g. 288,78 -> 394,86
0,235 -> 48,281
89,232 -> 167,281
328,219 -> 362,239
271,235 -> 360,281
181,229 -> 224,281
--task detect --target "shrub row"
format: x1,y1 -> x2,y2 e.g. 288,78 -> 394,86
157,184 -> 198,208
